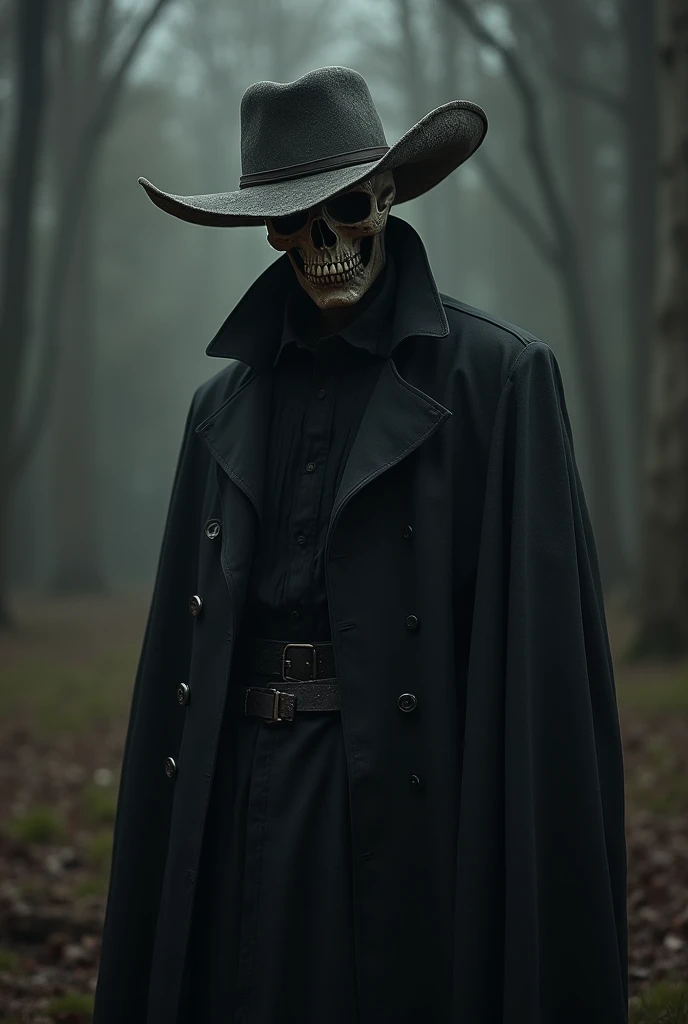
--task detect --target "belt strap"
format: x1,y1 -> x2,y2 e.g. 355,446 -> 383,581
241,681 -> 340,722
238,637 -> 336,681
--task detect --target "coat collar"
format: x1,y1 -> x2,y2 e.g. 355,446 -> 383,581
205,215 -> 449,370
272,251 -> 398,366
196,215 -> 452,559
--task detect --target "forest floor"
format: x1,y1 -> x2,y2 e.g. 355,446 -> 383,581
0,592 -> 687,1023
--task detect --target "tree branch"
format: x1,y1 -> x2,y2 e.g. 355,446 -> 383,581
547,64 -> 629,120
474,151 -> 560,264
506,0 -> 628,120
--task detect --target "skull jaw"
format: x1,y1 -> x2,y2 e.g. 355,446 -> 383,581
288,231 -> 387,310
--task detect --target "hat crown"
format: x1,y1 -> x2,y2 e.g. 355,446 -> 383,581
240,66 -> 388,177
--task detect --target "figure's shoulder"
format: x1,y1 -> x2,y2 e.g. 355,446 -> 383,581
439,292 -> 548,383
190,359 -> 253,422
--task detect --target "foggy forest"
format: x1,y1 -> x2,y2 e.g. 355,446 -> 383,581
0,0 -> 687,1020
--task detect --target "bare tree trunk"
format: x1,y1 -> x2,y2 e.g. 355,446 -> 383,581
633,0 -> 688,656
394,0 -> 462,290
51,176 -> 105,592
49,0 -> 106,593
623,0 -> 657,546
0,0 -> 48,626
550,5 -> 605,346
433,0 -> 462,282
395,0 -> 436,249
549,4 -> 622,573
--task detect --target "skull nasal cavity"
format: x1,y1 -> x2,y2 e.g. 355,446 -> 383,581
311,217 -> 337,250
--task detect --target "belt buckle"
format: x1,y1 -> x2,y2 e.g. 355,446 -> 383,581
245,686 -> 293,723
266,687 -> 290,723
281,642 -> 317,681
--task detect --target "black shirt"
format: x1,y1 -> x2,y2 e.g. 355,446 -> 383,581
242,256 -> 397,643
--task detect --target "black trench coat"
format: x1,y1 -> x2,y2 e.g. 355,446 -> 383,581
93,215 -> 628,1024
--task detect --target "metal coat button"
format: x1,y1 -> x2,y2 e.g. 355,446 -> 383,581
164,757 -> 177,779
410,774 -> 421,788
316,388 -> 326,399
189,594 -> 203,617
405,614 -> 419,630
402,524 -> 413,540
305,462 -> 316,473
204,519 -> 221,540
177,682 -> 190,706
398,692 -> 417,712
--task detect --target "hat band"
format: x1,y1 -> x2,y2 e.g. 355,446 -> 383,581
239,146 -> 390,189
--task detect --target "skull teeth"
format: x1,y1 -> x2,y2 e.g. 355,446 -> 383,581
302,253 -> 364,285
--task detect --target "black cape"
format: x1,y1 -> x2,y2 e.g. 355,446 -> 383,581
93,215 -> 628,1024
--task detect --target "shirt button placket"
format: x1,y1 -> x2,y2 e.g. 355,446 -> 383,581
290,363 -> 331,599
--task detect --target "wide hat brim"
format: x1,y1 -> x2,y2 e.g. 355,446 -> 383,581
138,100 -> 487,227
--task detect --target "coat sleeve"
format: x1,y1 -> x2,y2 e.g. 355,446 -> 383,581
453,341 -> 628,1023
93,391 -> 207,1023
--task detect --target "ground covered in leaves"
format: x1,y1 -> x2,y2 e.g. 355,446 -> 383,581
0,593 -> 687,1023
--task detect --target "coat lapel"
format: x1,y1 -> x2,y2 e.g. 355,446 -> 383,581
197,367 -> 272,524
328,357 -> 450,541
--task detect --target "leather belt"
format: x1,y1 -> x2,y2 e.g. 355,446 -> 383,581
233,638 -> 340,723
237,637 -> 336,681
241,681 -> 340,722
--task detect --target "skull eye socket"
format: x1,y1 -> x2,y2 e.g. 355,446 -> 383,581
324,191 -> 372,225
268,210 -> 309,235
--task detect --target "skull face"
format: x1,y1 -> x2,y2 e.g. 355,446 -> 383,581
265,171 -> 395,309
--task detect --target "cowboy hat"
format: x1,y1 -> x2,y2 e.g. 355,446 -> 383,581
138,65 -> 487,228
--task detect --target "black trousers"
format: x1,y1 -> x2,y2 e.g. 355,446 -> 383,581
179,665 -> 360,1024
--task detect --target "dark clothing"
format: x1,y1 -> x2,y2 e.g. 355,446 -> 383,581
242,258 -> 395,643
181,672 -> 358,1024
181,263 -> 396,1022
94,216 -> 628,1024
